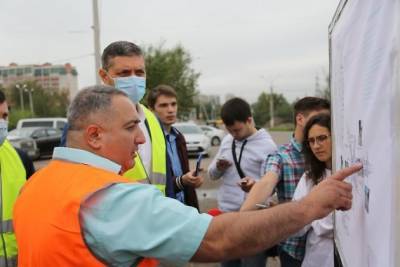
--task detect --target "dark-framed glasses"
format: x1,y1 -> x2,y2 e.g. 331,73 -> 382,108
307,134 -> 330,146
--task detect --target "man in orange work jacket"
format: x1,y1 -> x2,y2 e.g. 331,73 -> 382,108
14,85 -> 361,266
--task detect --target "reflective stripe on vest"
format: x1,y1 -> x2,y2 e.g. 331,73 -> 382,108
0,140 -> 26,263
124,105 -> 167,195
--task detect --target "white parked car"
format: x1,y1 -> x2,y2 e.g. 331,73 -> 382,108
199,125 -> 225,146
173,122 -> 211,156
16,117 -> 67,130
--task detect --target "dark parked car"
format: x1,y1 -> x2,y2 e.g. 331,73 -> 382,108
7,135 -> 40,160
8,127 -> 62,158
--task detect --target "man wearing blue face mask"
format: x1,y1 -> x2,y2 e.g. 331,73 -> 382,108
97,41 -> 168,194
0,89 -> 34,266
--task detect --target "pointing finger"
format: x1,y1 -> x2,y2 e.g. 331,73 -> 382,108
330,163 -> 362,182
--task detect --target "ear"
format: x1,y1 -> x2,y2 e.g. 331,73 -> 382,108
84,124 -> 103,150
296,113 -> 305,127
246,117 -> 255,126
98,69 -> 113,86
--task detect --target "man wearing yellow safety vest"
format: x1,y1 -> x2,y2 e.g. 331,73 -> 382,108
98,41 -> 167,194
0,90 -> 34,267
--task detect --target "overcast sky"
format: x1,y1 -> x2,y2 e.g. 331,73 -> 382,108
0,0 -> 340,103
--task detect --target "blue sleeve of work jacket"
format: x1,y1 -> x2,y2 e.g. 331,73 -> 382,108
80,183 -> 212,267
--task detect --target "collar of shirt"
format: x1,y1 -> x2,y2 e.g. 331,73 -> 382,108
165,127 -> 178,142
290,136 -> 303,153
52,147 -> 121,174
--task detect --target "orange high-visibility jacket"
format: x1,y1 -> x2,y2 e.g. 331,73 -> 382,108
14,160 -> 158,267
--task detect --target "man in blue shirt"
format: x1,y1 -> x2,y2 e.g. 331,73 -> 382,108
148,84 -> 202,208
15,85 -> 361,266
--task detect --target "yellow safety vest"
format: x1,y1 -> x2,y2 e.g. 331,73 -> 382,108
124,105 -> 167,195
0,140 -> 26,267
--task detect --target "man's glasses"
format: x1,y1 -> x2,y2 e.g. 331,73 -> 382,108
307,134 -> 330,146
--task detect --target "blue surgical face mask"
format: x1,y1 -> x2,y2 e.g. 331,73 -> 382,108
113,75 -> 146,103
0,120 -> 8,146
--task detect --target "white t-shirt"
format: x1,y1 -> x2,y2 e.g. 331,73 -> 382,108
293,169 -> 333,267
208,129 -> 277,212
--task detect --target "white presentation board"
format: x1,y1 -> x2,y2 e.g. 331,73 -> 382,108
329,0 -> 400,266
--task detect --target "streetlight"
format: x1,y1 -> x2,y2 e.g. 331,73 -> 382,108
260,75 -> 280,129
269,84 -> 274,128
15,84 -> 26,111
92,0 -> 101,85
24,88 -> 34,114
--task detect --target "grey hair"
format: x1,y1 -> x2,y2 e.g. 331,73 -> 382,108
67,85 -> 127,130
101,41 -> 143,70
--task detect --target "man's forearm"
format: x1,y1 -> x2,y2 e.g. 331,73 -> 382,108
192,164 -> 361,263
240,177 -> 276,211
192,200 -> 315,262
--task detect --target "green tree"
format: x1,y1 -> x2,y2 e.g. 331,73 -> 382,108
252,92 -> 269,127
33,88 -> 69,117
5,81 -> 69,128
252,92 -> 292,128
144,44 -> 200,117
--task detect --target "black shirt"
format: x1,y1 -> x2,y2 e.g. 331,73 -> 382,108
15,148 -> 35,179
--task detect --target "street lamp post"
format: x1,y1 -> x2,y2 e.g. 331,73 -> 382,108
15,84 -> 26,111
25,88 -> 34,114
269,85 -> 275,128
92,0 -> 101,85
261,75 -> 280,129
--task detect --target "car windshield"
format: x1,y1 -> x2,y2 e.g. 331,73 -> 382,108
9,128 -> 38,138
175,125 -> 203,134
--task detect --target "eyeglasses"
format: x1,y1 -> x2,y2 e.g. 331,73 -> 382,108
307,134 -> 330,146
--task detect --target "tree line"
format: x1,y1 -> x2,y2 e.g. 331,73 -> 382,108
0,43 -> 330,130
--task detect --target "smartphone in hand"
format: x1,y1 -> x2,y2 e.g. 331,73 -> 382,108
194,153 -> 203,176
239,180 -> 248,186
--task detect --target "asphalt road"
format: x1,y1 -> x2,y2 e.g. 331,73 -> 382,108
33,131 -> 292,267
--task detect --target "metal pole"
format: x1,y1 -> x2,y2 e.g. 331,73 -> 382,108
28,89 -> 34,114
16,84 -> 25,111
92,0 -> 101,85
269,85 -> 275,128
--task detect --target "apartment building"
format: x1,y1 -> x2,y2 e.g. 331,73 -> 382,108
0,63 -> 78,98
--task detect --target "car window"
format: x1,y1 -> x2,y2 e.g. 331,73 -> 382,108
32,129 -> 47,138
47,128 -> 58,136
14,128 -> 37,138
22,121 -> 53,128
200,126 -> 211,131
56,121 -> 66,129
175,125 -> 203,134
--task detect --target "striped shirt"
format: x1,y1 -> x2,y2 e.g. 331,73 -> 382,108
264,137 -> 307,261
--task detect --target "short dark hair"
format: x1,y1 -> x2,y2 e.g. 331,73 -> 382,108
0,90 -> 5,104
293,97 -> 330,125
221,97 -> 252,126
147,84 -> 177,109
302,113 -> 331,185
101,41 -> 143,70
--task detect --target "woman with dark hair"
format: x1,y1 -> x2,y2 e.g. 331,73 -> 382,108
292,113 -> 333,267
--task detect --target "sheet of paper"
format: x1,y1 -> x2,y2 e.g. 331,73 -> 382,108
331,0 -> 398,266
